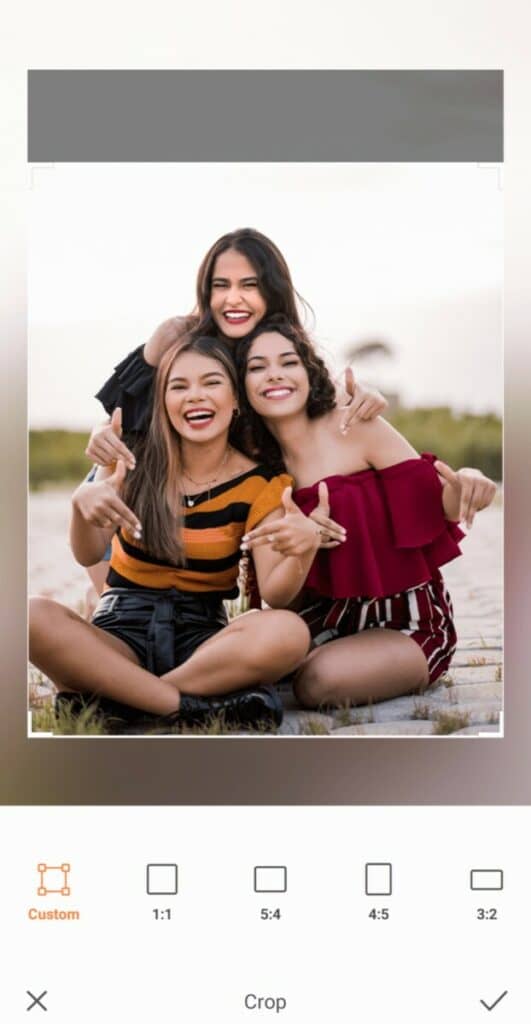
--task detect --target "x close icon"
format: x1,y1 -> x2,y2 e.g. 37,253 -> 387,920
26,990 -> 48,1012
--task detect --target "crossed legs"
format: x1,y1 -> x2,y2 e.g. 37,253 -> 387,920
29,597 -> 310,715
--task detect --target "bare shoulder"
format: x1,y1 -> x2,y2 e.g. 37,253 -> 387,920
354,416 -> 419,469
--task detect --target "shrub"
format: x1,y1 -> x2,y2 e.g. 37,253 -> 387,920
388,407 -> 502,480
29,430 -> 90,490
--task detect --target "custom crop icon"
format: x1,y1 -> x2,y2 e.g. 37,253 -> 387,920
37,862 -> 71,897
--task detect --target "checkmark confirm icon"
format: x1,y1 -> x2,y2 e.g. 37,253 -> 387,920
480,990 -> 508,1011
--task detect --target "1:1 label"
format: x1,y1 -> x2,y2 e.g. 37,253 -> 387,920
152,908 -> 172,921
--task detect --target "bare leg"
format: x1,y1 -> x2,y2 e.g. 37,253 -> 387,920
30,600 -> 309,711
29,597 -> 181,715
161,609 -> 310,696
293,630 -> 430,709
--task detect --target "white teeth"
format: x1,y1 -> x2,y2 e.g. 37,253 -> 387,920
264,388 -> 292,398
185,412 -> 213,421
225,313 -> 249,321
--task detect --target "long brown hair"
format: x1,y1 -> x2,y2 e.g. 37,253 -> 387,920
122,335 -> 241,565
189,228 -> 313,338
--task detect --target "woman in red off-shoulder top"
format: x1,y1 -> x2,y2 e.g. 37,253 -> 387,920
238,317 -> 497,709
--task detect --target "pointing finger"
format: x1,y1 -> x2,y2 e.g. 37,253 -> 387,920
340,393 -> 365,432
242,533 -> 280,550
108,429 -> 135,461
106,433 -> 137,469
107,496 -> 142,536
460,479 -> 475,528
281,486 -> 299,514
344,366 -> 356,401
243,521 -> 283,543
111,406 -> 123,438
434,459 -> 459,487
317,480 -> 330,516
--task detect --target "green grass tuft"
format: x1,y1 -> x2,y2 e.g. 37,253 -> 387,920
411,701 -> 431,720
300,718 -> 331,736
431,709 -> 471,735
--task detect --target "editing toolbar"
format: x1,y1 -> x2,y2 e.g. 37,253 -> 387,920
3,806 -> 525,1021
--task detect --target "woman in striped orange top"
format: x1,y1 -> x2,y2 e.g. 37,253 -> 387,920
29,335 -> 327,732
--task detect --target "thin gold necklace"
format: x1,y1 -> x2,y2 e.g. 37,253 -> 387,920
182,447 -> 232,507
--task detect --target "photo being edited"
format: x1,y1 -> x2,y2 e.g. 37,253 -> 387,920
28,164 -> 503,738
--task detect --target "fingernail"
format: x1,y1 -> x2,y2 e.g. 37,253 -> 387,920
242,534 -> 250,542
134,530 -> 142,540
241,543 -> 249,552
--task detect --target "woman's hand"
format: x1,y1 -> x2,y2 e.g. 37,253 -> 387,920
85,408 -> 136,469
242,487 -> 322,557
339,367 -> 388,434
435,460 -> 497,528
72,460 -> 142,537
307,481 -> 347,548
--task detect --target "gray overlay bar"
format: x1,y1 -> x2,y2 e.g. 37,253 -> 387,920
28,70 -> 503,162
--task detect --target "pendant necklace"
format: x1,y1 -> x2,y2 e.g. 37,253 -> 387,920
182,447 -> 232,507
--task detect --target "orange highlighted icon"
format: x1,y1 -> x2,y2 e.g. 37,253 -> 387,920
37,863 -> 71,897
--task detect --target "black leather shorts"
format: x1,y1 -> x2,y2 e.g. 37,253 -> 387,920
91,586 -> 228,676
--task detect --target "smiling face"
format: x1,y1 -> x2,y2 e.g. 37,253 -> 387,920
210,249 -> 268,340
245,331 -> 311,421
165,349 -> 237,443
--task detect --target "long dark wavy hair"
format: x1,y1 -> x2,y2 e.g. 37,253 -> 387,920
233,315 -> 337,473
122,335 -> 246,565
179,228 -> 313,342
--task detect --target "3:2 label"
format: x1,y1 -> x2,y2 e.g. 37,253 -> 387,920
476,908 -> 498,920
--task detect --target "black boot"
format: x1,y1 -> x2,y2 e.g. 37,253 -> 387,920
176,685 -> 284,731
55,686 -> 284,733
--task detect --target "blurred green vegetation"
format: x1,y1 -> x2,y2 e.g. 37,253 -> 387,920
30,430 -> 90,490
29,408 -> 502,489
388,407 -> 502,480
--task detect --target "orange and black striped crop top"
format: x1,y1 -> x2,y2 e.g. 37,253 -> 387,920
106,465 -> 292,599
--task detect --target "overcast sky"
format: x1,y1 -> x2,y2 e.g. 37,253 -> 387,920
29,162 -> 502,428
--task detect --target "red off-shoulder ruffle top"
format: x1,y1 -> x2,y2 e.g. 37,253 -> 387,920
293,453 -> 464,600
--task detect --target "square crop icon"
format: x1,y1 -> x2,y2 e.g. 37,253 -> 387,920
146,864 -> 178,896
